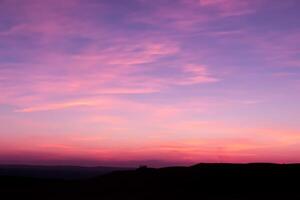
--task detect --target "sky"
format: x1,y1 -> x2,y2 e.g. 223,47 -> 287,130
0,0 -> 300,167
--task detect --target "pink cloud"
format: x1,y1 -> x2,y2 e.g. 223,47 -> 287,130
15,99 -> 109,113
177,64 -> 219,85
72,40 -> 180,66
0,34 -> 218,112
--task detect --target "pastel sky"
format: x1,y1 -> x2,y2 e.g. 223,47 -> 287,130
0,0 -> 300,167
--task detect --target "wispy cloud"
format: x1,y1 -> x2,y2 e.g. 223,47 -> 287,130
197,0 -> 259,16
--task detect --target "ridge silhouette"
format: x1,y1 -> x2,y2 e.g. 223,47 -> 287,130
0,163 -> 299,199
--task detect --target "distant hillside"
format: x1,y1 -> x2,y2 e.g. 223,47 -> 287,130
0,165 -> 131,180
0,163 -> 300,199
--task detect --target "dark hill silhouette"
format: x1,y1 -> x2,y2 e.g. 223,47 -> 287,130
0,163 -> 300,199
0,165 -> 131,179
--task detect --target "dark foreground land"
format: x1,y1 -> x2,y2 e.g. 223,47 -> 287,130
0,163 -> 299,199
